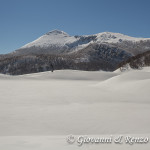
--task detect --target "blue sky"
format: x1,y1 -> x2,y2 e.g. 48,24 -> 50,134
0,0 -> 150,54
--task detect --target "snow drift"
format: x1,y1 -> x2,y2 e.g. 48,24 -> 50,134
0,68 -> 150,149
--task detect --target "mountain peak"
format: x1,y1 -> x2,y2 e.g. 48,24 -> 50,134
45,30 -> 69,36
20,30 -> 150,51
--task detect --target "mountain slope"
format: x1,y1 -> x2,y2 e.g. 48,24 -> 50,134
0,30 -> 150,75
118,50 -> 150,71
12,30 -> 150,56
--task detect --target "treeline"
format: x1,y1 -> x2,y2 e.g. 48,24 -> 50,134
0,43 -> 132,75
118,50 -> 150,71
0,54 -> 114,75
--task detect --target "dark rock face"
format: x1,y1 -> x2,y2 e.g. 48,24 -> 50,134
112,40 -> 150,55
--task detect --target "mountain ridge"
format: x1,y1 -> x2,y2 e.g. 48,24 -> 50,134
0,30 -> 150,75
13,30 -> 150,56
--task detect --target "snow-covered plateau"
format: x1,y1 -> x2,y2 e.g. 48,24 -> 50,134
0,67 -> 150,149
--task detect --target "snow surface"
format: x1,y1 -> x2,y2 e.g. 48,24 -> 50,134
95,32 -> 150,43
0,68 -> 150,149
21,30 -> 150,50
21,30 -> 77,49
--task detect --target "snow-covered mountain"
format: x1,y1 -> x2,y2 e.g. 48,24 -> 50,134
0,30 -> 150,75
13,30 -> 150,55
21,30 -> 150,48
21,30 -> 77,49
